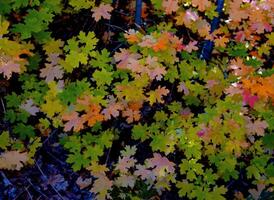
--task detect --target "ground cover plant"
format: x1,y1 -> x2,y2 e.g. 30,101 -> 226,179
0,0 -> 273,199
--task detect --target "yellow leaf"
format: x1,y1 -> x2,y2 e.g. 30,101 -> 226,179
0,20 -> 9,36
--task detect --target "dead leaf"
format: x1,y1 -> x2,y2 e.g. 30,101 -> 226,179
0,151 -> 28,170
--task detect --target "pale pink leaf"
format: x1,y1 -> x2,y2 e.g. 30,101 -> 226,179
20,99 -> 40,116
91,4 -> 113,22
0,60 -> 21,79
40,64 -> 64,83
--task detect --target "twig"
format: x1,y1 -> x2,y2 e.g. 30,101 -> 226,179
105,146 -> 112,166
0,97 -> 6,113
26,178 -> 49,199
34,161 -> 65,200
105,23 -> 127,33
0,171 -> 12,186
25,186 -> 33,200
111,42 -> 125,54
14,185 -> 31,200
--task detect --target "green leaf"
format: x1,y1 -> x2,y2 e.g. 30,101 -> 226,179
12,9 -> 54,40
262,134 -> 274,149
67,151 -> 90,171
84,145 -> 104,161
132,123 -> 149,142
177,181 -> 194,197
0,131 -> 10,150
93,69 -> 113,87
205,186 -> 227,200
13,123 -> 35,139
90,49 -> 112,71
5,92 -> 21,108
58,79 -> 90,105
68,0 -> 95,10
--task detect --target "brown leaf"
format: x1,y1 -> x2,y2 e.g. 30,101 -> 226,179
0,151 -> 28,170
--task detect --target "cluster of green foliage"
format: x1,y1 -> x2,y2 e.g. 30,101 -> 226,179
0,0 -> 273,199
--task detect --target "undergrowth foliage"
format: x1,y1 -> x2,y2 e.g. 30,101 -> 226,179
0,0 -> 273,199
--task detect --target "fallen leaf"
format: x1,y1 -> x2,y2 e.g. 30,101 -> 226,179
0,151 -> 28,170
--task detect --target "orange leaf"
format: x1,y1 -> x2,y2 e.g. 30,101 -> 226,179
215,36 -> 229,48
152,33 -> 169,52
81,104 -> 104,127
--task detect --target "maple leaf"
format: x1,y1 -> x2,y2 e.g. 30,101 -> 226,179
229,58 -> 254,77
184,41 -> 198,53
146,153 -> 175,176
0,59 -> 21,79
224,84 -> 242,96
162,0 -> 179,15
92,68 -> 113,86
124,29 -> 140,43
152,33 -> 169,52
76,177 -> 92,189
0,20 -> 9,36
215,36 -> 229,48
122,108 -> 141,123
102,100 -> 123,120
0,131 -> 10,150
127,58 -> 144,73
115,156 -> 136,173
81,104 -> 104,127
205,80 -> 219,89
114,48 -> 141,69
42,174 -> 68,191
101,95 -> 124,120
177,82 -> 190,95
246,119 -> 268,136
90,174 -> 113,200
88,161 -> 109,177
121,145 -> 137,157
20,99 -> 40,116
242,90 -> 259,108
248,184 -> 265,200
115,175 -> 136,188
148,67 -> 167,81
0,151 -> 28,170
62,111 -> 85,132
148,86 -> 169,105
40,63 -> 64,83
134,164 -> 155,180
192,0 -> 211,12
122,101 -> 142,123
176,10 -> 198,26
196,19 -> 211,37
139,35 -> 156,48
91,3 -> 113,22
228,0 -> 248,22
